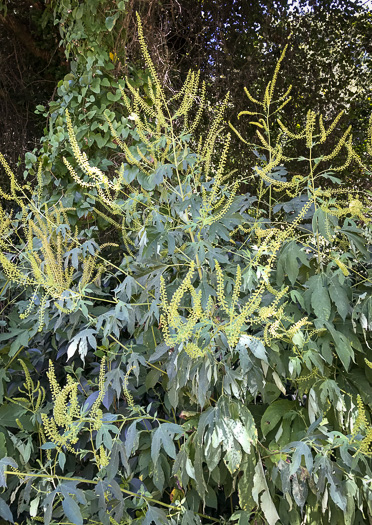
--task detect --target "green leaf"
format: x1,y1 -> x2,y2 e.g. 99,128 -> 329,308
41,442 -> 57,450
58,452 -> 66,471
325,321 -> 354,370
143,505 -> 168,525
9,325 -> 39,357
238,454 -> 256,512
151,423 -> 183,465
0,369 -> 9,404
342,226 -> 367,255
153,456 -> 165,492
277,241 -> 309,285
319,379 -> 341,406
238,335 -> 268,362
284,441 -> 313,475
181,510 -> 202,525
91,78 -> 101,93
107,90 -> 121,101
0,498 -> 14,523
30,496 -> 39,517
261,400 -> 293,437
309,274 -> 331,320
67,329 -> 97,363
223,446 -> 242,474
0,457 -> 18,488
62,495 -> 83,525
0,403 -> 34,430
25,151 -> 37,165
329,279 -> 349,320
252,459 -> 280,525
94,133 -> 108,148
312,208 -> 333,241
105,16 -> 116,31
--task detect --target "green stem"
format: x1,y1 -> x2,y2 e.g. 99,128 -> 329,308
4,471 -> 221,522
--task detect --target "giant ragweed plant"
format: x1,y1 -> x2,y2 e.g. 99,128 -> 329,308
0,15 -> 371,525
0,200 -> 116,330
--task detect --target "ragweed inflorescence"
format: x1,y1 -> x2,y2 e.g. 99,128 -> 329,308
41,358 -> 106,456
0,201 -> 116,330
160,258 -> 311,356
351,395 -> 372,456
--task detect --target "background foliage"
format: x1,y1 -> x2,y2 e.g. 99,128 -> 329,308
0,3 -> 371,525
1,0 -> 372,191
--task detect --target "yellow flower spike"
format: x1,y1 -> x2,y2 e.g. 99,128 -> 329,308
256,129 -> 272,151
18,359 -> 34,399
123,366 -> 135,410
269,44 -> 288,103
243,86 -> 263,107
135,12 -> 164,101
305,110 -> 317,149
367,113 -> 372,156
189,81 -> 206,133
215,261 -> 229,314
168,262 -> 196,328
202,91 -> 230,160
185,342 -> 206,358
125,81 -> 158,120
319,114 -> 327,143
277,119 -> 306,140
324,110 -> 345,138
334,259 -> 350,276
207,181 -> 239,225
47,361 -> 62,402
287,317 -> 310,338
90,357 -> 106,420
322,126 -> 352,162
98,445 -> 110,468
272,95 -> 292,115
0,152 -> 26,209
231,265 -> 242,314
53,382 -> 77,427
0,252 -> 28,285
360,427 -> 372,456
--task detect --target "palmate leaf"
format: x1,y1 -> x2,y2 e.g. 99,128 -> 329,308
67,328 -> 97,362
325,321 -> 354,370
277,241 -> 309,285
291,472 -> 308,510
181,510 -> 202,525
0,457 -> 18,488
261,400 -> 293,437
237,335 -> 268,363
153,455 -> 166,491
173,446 -> 196,489
143,505 -> 169,525
151,423 -> 184,465
314,456 -> 347,511
282,441 -> 313,475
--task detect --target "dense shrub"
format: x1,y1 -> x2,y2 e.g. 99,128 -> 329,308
0,16 -> 371,525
